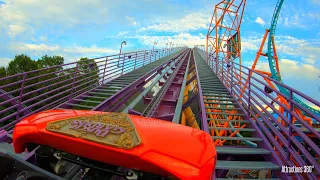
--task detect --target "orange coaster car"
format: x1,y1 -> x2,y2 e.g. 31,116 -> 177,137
13,109 -> 216,180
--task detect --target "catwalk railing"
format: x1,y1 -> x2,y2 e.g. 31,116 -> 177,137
197,48 -> 320,179
0,47 -> 183,131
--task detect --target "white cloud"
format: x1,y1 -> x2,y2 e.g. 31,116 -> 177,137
303,57 -> 316,64
311,0 -> 320,5
0,0 -> 110,44
0,57 -> 12,67
307,12 -> 320,20
5,42 -> 118,64
39,36 -> 47,41
117,31 -> 128,36
125,16 -> 137,26
256,59 -> 320,80
280,7 -> 307,29
11,43 -> 60,52
283,16 -> 305,28
138,11 -> 210,33
241,36 -> 263,52
0,0 -> 195,29
241,41 -> 259,52
138,33 -> 205,48
275,36 -> 320,64
7,24 -> 26,37
8,42 -> 117,54
64,45 -> 118,54
241,35 -> 320,67
255,17 -> 265,26
0,0 -> 109,25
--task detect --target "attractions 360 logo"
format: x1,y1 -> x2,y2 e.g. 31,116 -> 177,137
281,165 -> 314,174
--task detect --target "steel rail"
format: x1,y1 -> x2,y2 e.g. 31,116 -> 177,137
197,47 -> 320,178
142,49 -> 190,117
93,49 -> 187,112
172,50 -> 192,123
122,51 -> 188,114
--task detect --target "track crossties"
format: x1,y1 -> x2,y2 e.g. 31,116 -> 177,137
194,48 -> 280,179
56,50 -> 184,111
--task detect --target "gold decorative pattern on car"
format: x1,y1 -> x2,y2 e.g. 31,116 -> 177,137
46,113 -> 142,149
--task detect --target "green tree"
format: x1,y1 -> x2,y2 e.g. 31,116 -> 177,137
77,57 -> 99,85
2,55 -> 38,97
6,54 -> 38,75
0,67 -> 6,78
74,58 -> 100,108
33,55 -> 66,104
0,67 -> 7,88
0,55 -> 68,128
37,55 -> 64,71
36,55 -> 65,88
0,55 -> 103,126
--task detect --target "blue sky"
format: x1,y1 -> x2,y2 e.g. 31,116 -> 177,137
0,0 -> 319,102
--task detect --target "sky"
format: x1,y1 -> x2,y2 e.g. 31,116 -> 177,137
0,0 -> 319,102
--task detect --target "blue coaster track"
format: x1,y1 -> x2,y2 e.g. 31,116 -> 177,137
267,0 -> 320,116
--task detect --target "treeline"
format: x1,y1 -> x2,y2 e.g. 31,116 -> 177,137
0,54 -> 99,128
0,54 -> 64,77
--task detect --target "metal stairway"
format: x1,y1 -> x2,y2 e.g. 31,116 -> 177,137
56,51 -> 183,110
194,49 -> 280,179
0,47 -> 319,179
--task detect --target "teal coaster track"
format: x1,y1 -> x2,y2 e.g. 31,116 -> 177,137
267,0 -> 320,116
211,0 -> 319,150
217,0 -> 320,117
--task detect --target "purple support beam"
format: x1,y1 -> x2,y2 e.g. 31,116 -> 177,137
56,49 -> 183,111
142,49 -> 190,118
195,47 -> 320,179
128,109 -> 142,116
192,49 -> 209,133
61,48 -> 182,111
0,48 -> 185,174
0,129 -> 8,142
0,48 -> 183,129
108,83 -> 146,112
0,89 -> 31,116
92,49 -> 187,112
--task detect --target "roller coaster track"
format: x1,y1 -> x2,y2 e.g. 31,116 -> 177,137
142,49 -> 191,118
267,0 -> 320,116
57,50 -> 188,112
0,1 -> 320,177
0,44 -> 319,179
0,48 -> 195,178
196,47 -> 320,179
